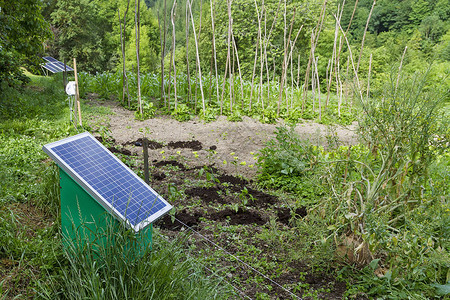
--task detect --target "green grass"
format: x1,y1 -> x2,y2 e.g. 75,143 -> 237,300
35,218 -> 230,299
0,74 -> 231,299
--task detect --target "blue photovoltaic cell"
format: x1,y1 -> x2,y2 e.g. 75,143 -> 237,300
43,63 -> 60,73
43,56 -> 59,63
42,57 -> 74,73
43,132 -> 172,231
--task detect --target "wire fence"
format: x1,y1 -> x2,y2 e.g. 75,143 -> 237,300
156,216 -> 303,300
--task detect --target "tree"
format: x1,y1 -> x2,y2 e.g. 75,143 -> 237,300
51,0 -> 112,73
0,0 -> 51,88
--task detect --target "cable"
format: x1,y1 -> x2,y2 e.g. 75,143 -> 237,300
154,231 -> 253,300
202,263 -> 254,300
173,217 -> 302,300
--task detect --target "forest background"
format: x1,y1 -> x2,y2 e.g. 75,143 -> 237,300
2,0 -> 449,110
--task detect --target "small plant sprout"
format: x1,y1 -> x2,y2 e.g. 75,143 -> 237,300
193,151 -> 199,158
223,160 -> 227,165
239,187 -> 250,206
240,161 -> 247,166
206,148 -> 217,165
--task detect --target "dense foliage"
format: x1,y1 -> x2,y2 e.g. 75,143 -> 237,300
257,70 -> 450,297
49,0 -> 160,73
0,0 -> 51,88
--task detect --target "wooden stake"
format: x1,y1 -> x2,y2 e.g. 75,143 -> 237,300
143,138 -> 150,184
73,58 -> 82,127
367,53 -> 372,98
356,0 -> 376,74
171,0 -> 177,109
63,58 -> 67,91
135,0 -> 142,115
396,46 -> 407,93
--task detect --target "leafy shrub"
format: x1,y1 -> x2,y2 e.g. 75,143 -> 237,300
257,69 -> 449,297
134,98 -> 156,120
199,105 -> 218,122
171,103 -> 191,121
257,126 -> 325,200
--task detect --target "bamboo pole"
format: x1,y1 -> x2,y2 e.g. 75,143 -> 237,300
185,1 -> 191,102
335,14 -> 363,102
345,0 -> 359,34
314,56 -> 321,121
356,0 -> 376,74
220,0 -> 232,114
210,0 -> 219,106
326,3 -> 340,112
302,0 -> 328,113
249,0 -> 263,112
161,0 -> 167,106
277,7 -> 296,116
135,0 -> 142,115
230,31 -> 234,114
287,24 -> 303,110
395,46 -> 408,92
231,31 -> 244,106
297,53 -> 301,90
289,44 -> 294,109
171,0 -> 177,109
187,0 -> 206,115
367,53 -> 372,98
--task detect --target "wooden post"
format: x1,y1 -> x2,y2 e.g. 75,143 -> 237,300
63,58 -> 67,91
143,138 -> 150,184
73,58 -> 82,127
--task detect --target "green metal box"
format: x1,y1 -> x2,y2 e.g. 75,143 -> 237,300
59,167 -> 152,253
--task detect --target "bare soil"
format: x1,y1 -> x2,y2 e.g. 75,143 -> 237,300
84,101 -> 362,299
87,101 -> 357,178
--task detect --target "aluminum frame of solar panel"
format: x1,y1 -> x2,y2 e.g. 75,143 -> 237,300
43,132 -> 173,232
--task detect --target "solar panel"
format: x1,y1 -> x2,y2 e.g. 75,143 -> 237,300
43,132 -> 173,232
42,57 -> 74,73
43,56 -> 59,63
43,63 -> 60,73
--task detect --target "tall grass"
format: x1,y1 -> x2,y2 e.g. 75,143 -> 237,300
36,218 -> 231,300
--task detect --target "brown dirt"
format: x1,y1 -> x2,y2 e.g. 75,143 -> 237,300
157,209 -> 201,231
84,101 -> 359,299
277,207 -> 308,226
209,208 -> 266,225
88,101 -> 357,178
